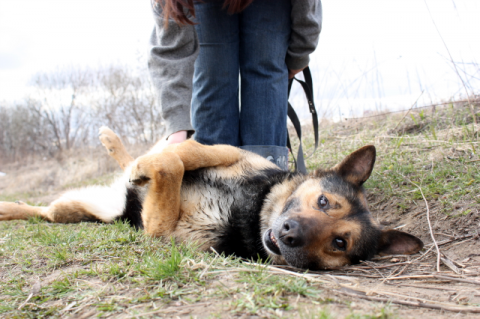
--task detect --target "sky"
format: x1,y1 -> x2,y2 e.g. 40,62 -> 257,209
0,0 -> 479,119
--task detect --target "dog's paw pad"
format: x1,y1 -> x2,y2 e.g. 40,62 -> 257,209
129,175 -> 151,186
130,158 -> 153,187
99,127 -> 122,151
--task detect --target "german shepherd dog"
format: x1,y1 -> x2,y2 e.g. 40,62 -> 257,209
0,127 -> 423,270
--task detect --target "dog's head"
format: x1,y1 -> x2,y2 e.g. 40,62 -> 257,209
262,145 -> 423,269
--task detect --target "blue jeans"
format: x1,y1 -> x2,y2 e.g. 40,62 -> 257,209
191,0 -> 291,170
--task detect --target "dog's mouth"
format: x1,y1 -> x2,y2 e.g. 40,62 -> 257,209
263,229 -> 281,255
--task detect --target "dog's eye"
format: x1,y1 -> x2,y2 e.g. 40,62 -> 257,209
333,238 -> 347,251
318,195 -> 329,208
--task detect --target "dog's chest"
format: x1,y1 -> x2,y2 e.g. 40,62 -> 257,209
174,176 -> 240,247
173,168 -> 279,259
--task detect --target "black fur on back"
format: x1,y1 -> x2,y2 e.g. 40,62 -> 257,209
116,187 -> 143,229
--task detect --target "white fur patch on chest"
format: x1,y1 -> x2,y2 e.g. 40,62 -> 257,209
174,180 -> 236,247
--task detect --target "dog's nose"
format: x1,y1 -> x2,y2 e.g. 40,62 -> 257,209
279,219 -> 305,247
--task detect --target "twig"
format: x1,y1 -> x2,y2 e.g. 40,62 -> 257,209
363,261 -> 385,278
423,234 -> 475,248
385,274 -> 480,284
466,159 -> 480,163
209,246 -> 221,257
392,283 -> 463,292
392,264 -> 410,278
348,261 -> 414,270
373,290 -> 449,305
435,232 -> 456,238
124,302 -> 211,318
18,294 -> 34,310
412,245 -> 434,262
434,275 -> 480,286
242,261 -> 332,284
402,175 -> 441,272
199,254 -> 218,279
441,257 -> 461,274
18,282 -> 41,310
338,289 -> 480,313
371,255 -> 410,261
447,237 -> 475,248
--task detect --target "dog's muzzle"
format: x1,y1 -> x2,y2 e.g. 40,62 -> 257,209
263,228 -> 281,255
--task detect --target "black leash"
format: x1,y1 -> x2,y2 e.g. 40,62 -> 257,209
287,67 -> 319,174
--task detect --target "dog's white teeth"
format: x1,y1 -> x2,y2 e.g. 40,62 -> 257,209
270,231 -> 278,247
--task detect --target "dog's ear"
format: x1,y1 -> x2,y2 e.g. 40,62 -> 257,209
333,145 -> 376,186
377,229 -> 424,255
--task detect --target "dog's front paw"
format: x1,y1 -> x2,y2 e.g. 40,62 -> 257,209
129,155 -> 157,187
129,152 -> 184,187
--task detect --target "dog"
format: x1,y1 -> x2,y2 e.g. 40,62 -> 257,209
0,127 -> 423,270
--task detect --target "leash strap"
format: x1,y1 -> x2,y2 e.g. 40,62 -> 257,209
287,67 -> 319,174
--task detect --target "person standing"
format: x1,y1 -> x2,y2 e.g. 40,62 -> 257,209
148,0 -> 322,170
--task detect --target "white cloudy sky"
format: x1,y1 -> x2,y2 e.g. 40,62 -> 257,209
1,0 -> 479,118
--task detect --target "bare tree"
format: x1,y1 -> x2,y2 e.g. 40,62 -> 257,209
91,64 -> 163,144
29,67 -> 95,152
0,63 -> 164,164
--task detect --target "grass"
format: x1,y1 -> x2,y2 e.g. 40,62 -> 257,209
0,99 -> 479,318
0,219 -> 336,318
300,100 -> 480,217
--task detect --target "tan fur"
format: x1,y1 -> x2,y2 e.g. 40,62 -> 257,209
0,201 -> 48,221
48,200 -> 102,223
0,199 -> 106,223
358,191 -> 369,209
290,180 -> 353,219
162,140 -> 242,171
259,178 -> 363,268
131,152 -> 184,237
130,140 -> 242,237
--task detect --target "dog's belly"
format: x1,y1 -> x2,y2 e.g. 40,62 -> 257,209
170,166 -> 285,259
173,181 -> 235,250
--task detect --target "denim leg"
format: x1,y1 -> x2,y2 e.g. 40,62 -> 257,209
239,0 -> 291,148
191,2 -> 240,146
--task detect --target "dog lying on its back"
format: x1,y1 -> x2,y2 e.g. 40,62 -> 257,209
0,127 -> 423,269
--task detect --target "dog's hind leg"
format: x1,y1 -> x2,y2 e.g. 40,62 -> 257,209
130,140 -> 242,237
99,126 -> 134,170
0,198 -> 111,223
0,200 -> 100,223
1,181 -> 129,223
0,201 -> 49,221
